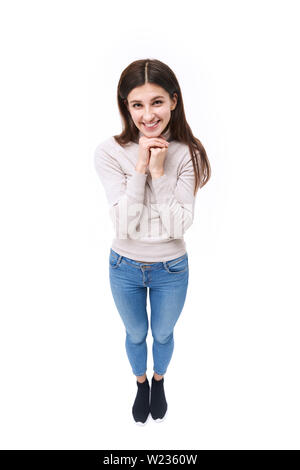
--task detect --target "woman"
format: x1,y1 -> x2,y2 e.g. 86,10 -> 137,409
94,58 -> 211,425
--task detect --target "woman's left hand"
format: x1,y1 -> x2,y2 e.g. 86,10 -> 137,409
149,146 -> 168,178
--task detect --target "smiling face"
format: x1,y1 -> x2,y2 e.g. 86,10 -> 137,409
125,83 -> 177,137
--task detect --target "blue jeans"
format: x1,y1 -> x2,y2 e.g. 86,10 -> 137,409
108,248 -> 189,376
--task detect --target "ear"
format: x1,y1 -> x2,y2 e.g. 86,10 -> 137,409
171,93 -> 178,111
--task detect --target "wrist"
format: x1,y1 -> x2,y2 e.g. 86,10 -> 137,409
151,170 -> 164,179
135,163 -> 147,174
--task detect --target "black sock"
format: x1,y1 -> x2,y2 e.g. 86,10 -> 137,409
132,378 -> 150,424
150,376 -> 168,420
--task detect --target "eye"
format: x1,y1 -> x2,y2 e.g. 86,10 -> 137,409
132,100 -> 163,108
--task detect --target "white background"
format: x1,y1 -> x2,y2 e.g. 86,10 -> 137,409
0,0 -> 299,450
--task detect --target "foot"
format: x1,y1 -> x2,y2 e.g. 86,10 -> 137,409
132,377 -> 150,425
150,375 -> 168,422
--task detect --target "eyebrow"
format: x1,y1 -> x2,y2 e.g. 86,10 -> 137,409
129,95 -> 165,104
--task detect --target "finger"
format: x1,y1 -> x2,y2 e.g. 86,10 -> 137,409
146,137 -> 169,145
147,141 -> 169,148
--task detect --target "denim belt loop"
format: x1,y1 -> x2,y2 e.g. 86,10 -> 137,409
117,254 -> 123,267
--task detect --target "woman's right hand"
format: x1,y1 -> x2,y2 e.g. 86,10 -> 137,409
136,136 -> 169,173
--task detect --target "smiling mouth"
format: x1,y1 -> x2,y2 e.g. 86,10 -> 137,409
143,120 -> 160,128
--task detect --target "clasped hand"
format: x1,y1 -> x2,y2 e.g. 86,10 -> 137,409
137,135 -> 168,178
148,146 -> 168,177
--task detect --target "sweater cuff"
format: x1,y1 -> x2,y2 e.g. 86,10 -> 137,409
151,174 -> 172,204
126,169 -> 148,201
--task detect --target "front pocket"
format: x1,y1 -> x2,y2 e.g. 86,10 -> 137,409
165,256 -> 188,273
109,252 -> 120,268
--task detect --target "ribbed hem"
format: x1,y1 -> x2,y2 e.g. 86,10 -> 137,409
111,238 -> 187,263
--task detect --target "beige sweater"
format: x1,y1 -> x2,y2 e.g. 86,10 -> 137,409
94,127 -> 198,262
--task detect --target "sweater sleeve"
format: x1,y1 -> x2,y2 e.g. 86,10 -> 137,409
151,151 -> 196,239
94,144 -> 148,239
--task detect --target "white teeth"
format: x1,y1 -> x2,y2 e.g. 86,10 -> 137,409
144,120 -> 159,127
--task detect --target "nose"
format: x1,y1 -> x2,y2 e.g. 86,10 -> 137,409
142,107 -> 156,122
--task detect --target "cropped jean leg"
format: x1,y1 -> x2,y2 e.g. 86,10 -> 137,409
149,275 -> 188,376
108,249 -> 189,378
109,256 -> 149,376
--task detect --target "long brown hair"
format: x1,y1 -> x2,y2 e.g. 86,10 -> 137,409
114,59 -> 211,196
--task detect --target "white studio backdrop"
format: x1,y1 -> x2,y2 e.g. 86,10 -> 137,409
0,0 -> 299,450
